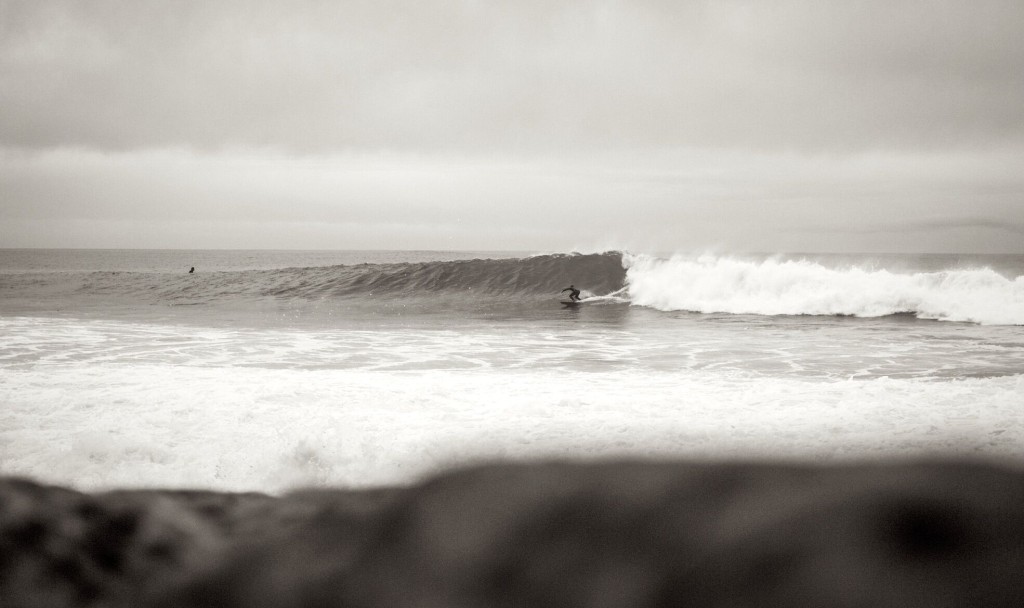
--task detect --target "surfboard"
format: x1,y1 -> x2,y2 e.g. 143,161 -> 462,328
560,300 -> 582,306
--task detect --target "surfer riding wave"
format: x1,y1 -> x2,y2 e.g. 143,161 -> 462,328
561,285 -> 582,302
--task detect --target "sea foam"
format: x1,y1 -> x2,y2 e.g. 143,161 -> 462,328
2,358 -> 1021,493
624,254 -> 1024,325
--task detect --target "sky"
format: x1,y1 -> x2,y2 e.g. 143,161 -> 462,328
1,0 -> 1023,253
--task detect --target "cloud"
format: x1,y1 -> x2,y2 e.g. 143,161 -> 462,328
809,217 -> 1024,237
3,145 -> 1022,252
2,0 -> 1022,153
2,1 -> 1022,252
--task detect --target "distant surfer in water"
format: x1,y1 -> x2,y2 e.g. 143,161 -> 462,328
189,267 -> 195,274
561,285 -> 581,301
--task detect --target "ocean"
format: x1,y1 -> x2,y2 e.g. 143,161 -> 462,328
1,249 -> 1022,493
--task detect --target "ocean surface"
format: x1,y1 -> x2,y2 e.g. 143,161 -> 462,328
1,249 -> 1022,493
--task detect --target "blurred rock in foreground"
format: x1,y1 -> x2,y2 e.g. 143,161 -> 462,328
2,459 -> 1024,607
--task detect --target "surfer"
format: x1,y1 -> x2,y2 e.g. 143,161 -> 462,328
189,267 -> 195,274
561,285 -> 581,302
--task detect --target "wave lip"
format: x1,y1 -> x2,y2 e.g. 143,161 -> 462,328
624,254 -> 1024,325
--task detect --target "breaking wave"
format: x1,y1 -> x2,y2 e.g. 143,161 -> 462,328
3,251 -> 1022,325
624,253 -> 1024,325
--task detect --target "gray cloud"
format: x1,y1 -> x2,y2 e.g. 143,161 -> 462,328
2,0 -> 1022,153
2,146 -> 1021,252
2,1 -> 1022,253
809,216 -> 1024,237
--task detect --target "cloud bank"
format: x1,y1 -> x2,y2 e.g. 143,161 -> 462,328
1,0 -> 1022,251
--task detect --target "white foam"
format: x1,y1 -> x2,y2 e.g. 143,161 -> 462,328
624,253 -> 1024,325
6,315 -> 1021,379
3,315 -> 1022,493
3,358 -> 1022,493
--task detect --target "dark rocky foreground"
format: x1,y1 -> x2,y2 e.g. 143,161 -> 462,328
2,459 -> 1024,608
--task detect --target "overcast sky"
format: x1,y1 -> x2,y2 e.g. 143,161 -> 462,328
2,0 -> 1022,253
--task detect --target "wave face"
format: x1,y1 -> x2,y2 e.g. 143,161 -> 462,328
624,254 -> 1024,325
0,252 -> 627,304
261,252 -> 628,299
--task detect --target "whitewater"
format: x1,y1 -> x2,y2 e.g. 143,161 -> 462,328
625,253 -> 1024,325
1,249 -> 1022,493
